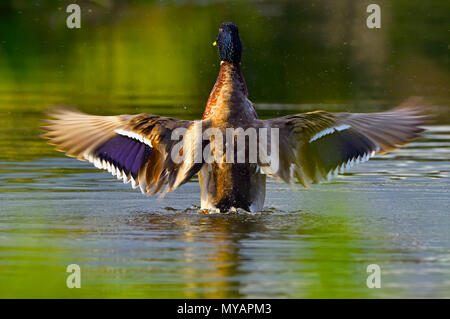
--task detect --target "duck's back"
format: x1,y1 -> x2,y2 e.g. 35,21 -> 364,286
199,160 -> 265,212
199,62 -> 265,212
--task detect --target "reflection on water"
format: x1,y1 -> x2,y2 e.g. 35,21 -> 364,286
0,125 -> 449,298
0,0 -> 449,298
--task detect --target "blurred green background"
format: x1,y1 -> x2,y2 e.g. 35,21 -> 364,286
0,0 -> 449,299
0,0 -> 449,160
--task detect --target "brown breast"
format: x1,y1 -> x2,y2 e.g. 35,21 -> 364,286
202,61 -> 257,124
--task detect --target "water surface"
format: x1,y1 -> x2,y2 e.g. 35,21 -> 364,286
1,121 -> 449,298
0,0 -> 449,298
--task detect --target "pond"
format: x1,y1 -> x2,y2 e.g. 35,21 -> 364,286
0,0 -> 448,298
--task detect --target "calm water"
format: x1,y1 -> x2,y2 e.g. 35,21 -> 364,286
1,120 -> 449,298
0,0 -> 449,298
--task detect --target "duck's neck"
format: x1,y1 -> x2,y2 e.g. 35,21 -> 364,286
202,61 -> 252,121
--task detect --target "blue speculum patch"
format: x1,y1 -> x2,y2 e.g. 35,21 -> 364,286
94,134 -> 152,179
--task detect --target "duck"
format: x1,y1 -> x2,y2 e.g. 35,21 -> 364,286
42,22 -> 427,213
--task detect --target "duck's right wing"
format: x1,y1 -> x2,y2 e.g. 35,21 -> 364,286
257,103 -> 428,187
42,108 -> 210,196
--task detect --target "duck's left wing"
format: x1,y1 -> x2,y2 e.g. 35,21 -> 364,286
257,104 -> 428,187
42,108 -> 209,195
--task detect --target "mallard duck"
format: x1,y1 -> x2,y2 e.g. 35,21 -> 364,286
43,22 -> 427,213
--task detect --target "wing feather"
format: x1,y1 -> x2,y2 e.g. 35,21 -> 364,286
42,108 -> 209,196
259,100 -> 429,186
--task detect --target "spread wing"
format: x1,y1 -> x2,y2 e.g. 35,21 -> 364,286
258,102 -> 429,188
42,108 -> 209,196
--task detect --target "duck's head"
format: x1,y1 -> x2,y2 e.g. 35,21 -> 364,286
213,22 -> 242,64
